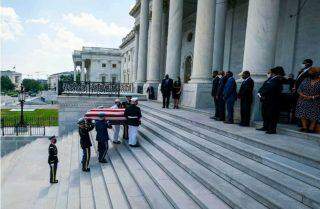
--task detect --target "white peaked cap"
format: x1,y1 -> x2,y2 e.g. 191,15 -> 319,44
131,97 -> 138,102
115,98 -> 120,103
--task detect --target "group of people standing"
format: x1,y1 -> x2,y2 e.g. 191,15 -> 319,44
160,74 -> 182,109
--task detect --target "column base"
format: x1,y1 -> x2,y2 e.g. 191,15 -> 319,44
143,82 -> 160,100
181,83 -> 213,108
133,82 -> 145,93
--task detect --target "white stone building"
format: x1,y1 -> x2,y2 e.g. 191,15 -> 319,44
48,71 -> 73,90
126,0 -> 320,109
1,70 -> 22,89
119,30 -> 136,83
72,47 -> 122,83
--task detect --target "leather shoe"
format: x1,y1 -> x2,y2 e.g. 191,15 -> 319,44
256,127 -> 267,131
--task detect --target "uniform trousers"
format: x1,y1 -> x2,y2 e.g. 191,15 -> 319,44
226,99 -> 235,123
49,163 -> 58,182
240,99 -> 252,126
261,102 -> 280,132
113,125 -> 120,142
97,141 -> 108,161
123,125 -> 129,139
128,125 -> 138,145
82,148 -> 91,170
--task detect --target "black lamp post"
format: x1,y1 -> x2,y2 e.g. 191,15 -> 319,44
18,85 -> 27,127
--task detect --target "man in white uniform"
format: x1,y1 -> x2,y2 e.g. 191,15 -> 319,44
124,98 -> 142,147
111,98 -> 121,144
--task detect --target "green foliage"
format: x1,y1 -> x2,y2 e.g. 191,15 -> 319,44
22,79 -> 45,93
1,76 -> 15,92
59,74 -> 73,83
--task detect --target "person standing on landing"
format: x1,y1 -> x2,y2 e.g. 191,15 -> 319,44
124,98 -> 142,147
48,135 -> 58,184
161,74 -> 173,108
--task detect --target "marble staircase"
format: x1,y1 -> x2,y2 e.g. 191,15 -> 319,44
2,101 -> 320,209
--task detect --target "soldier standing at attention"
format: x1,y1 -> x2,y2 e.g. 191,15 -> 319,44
124,98 -> 142,147
48,135 -> 58,184
95,113 -> 112,163
121,95 -> 132,140
78,118 -> 95,172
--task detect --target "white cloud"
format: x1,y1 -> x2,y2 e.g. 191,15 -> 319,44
0,7 -> 23,41
63,12 -> 129,37
26,18 -> 50,25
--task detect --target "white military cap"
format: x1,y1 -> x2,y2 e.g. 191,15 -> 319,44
131,97 -> 138,102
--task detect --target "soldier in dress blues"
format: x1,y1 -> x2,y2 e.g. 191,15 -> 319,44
48,135 -> 58,184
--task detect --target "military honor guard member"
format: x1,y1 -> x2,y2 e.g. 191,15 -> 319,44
48,135 -> 58,184
111,98 -> 122,144
121,95 -> 132,140
78,118 -> 95,172
95,113 -> 112,163
124,98 -> 142,147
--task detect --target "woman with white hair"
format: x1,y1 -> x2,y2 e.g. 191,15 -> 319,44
124,98 -> 142,147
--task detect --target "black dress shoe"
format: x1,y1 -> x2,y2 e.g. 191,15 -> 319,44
82,168 -> 90,172
129,144 -> 140,147
256,127 -> 267,131
265,131 -> 277,134
113,141 -> 121,144
99,159 -> 108,163
223,121 -> 234,124
50,180 -> 58,184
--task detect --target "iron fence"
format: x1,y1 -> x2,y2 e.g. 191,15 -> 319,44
58,81 -> 133,96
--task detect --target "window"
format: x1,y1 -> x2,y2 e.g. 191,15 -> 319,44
112,76 -> 117,83
102,63 -> 106,68
112,64 -> 117,68
101,76 -> 106,83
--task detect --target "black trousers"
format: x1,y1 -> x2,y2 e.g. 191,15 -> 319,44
240,100 -> 252,126
49,163 -> 58,182
82,147 -> 91,170
162,94 -> 170,108
261,102 -> 280,132
213,98 -> 219,117
97,141 -> 108,161
123,125 -> 128,139
218,98 -> 225,121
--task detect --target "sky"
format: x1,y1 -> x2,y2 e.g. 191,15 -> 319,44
1,0 -> 135,79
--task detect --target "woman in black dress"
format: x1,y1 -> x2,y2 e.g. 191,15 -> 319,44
295,67 -> 320,133
172,77 -> 182,109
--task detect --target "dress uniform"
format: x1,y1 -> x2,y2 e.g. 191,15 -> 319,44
121,96 -> 132,140
95,113 -> 112,163
78,118 -> 94,172
124,98 -> 142,146
48,135 -> 58,184
111,99 -> 121,144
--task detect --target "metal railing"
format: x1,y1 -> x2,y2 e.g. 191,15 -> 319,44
58,81 -> 133,96
1,125 -> 46,136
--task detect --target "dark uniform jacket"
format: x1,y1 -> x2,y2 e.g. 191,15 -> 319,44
258,76 -> 283,105
211,76 -> 220,98
48,144 -> 58,164
124,105 -> 142,126
238,77 -> 254,103
295,68 -> 310,91
79,123 -> 94,149
122,101 -> 131,108
161,78 -> 173,96
217,76 -> 228,99
95,120 -> 111,142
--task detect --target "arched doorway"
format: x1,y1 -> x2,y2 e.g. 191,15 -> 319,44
184,56 -> 192,83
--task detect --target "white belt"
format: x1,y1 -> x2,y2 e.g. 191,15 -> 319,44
128,116 -> 138,119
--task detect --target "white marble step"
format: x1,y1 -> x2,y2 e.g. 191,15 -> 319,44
116,141 -> 175,209
139,126 -> 313,209
90,142 -> 112,209
124,142 -> 203,209
136,130 -> 268,209
140,103 -> 320,169
107,144 -> 151,209
142,107 -> 320,187
142,114 -> 320,207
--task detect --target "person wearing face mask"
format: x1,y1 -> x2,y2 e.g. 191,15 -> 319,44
295,67 -> 320,133
295,59 -> 313,91
223,71 -> 237,124
238,71 -> 254,126
215,71 -> 227,121
210,70 -> 220,119
256,67 -> 284,134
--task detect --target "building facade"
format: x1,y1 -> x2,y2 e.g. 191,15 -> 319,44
72,47 -> 122,83
1,70 -> 22,89
119,30 -> 136,83
126,0 -> 320,110
48,71 -> 73,90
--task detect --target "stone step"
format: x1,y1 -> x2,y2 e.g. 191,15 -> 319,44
67,133 -> 81,209
116,140 -> 175,209
107,143 -> 151,209
138,125 -> 314,209
140,103 -> 320,169
124,142 -> 203,209
90,142 -> 112,209
142,115 -> 320,208
136,128 -> 268,209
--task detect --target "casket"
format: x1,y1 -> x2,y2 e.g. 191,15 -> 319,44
84,108 -> 126,125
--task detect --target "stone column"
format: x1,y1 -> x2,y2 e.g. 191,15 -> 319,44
135,0 -> 149,92
181,0 -> 216,108
212,0 -> 227,72
73,65 -> 77,82
190,0 -> 216,83
242,0 -> 280,80
165,0 -> 183,79
133,28 -> 139,83
80,61 -> 85,82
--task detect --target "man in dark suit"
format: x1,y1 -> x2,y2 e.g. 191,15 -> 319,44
161,74 -> 173,108
210,70 -> 220,119
257,67 -> 284,134
238,71 -> 254,126
216,71 -> 227,121
223,71 -> 237,124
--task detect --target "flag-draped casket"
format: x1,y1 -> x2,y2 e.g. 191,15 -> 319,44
84,108 -> 126,125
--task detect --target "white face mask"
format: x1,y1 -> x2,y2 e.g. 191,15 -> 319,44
267,73 -> 271,78
301,64 -> 306,68
218,75 -> 222,78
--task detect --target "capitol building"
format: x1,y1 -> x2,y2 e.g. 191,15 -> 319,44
74,0 -> 320,109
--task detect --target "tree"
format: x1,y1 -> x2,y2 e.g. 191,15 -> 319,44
22,79 -> 42,92
1,76 -> 15,92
